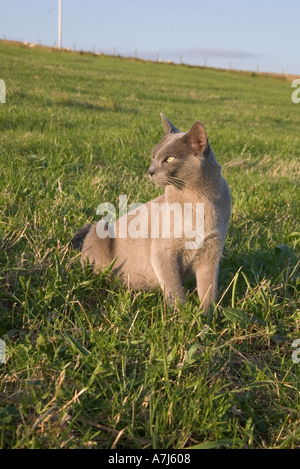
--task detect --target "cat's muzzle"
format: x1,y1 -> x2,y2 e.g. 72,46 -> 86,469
148,167 -> 156,177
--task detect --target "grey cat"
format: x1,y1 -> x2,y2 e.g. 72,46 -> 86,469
72,114 -> 231,312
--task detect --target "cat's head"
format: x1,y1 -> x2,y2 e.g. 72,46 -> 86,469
148,114 -> 215,189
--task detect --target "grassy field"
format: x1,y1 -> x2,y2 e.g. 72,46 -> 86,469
0,41 -> 299,449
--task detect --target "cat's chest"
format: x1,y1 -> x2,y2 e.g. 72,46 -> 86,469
178,227 -> 217,278
180,244 -> 203,269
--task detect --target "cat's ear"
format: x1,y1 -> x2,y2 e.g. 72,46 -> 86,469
160,113 -> 181,134
182,121 -> 208,155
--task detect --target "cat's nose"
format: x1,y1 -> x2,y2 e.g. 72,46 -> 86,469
148,167 -> 156,177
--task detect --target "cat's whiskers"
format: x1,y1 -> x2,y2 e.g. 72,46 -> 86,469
164,177 -> 182,189
155,176 -> 171,186
167,176 -> 194,190
171,180 -> 183,190
154,175 -> 194,191
168,176 -> 185,184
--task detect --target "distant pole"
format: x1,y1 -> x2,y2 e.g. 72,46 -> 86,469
58,0 -> 62,49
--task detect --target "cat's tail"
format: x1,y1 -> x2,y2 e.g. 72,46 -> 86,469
71,224 -> 93,250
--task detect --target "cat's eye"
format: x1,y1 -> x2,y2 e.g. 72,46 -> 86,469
166,157 -> 175,163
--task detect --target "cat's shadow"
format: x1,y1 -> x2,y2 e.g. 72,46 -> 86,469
217,241 -> 298,308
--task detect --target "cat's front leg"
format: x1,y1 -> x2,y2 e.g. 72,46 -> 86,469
195,262 -> 219,313
151,249 -> 186,308
194,235 -> 222,313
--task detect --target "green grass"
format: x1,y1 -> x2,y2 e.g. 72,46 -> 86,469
0,41 -> 299,449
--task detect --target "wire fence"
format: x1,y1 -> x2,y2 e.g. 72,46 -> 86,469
1,36 -> 296,78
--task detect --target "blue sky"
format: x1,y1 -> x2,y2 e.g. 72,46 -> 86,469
1,0 -> 299,74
